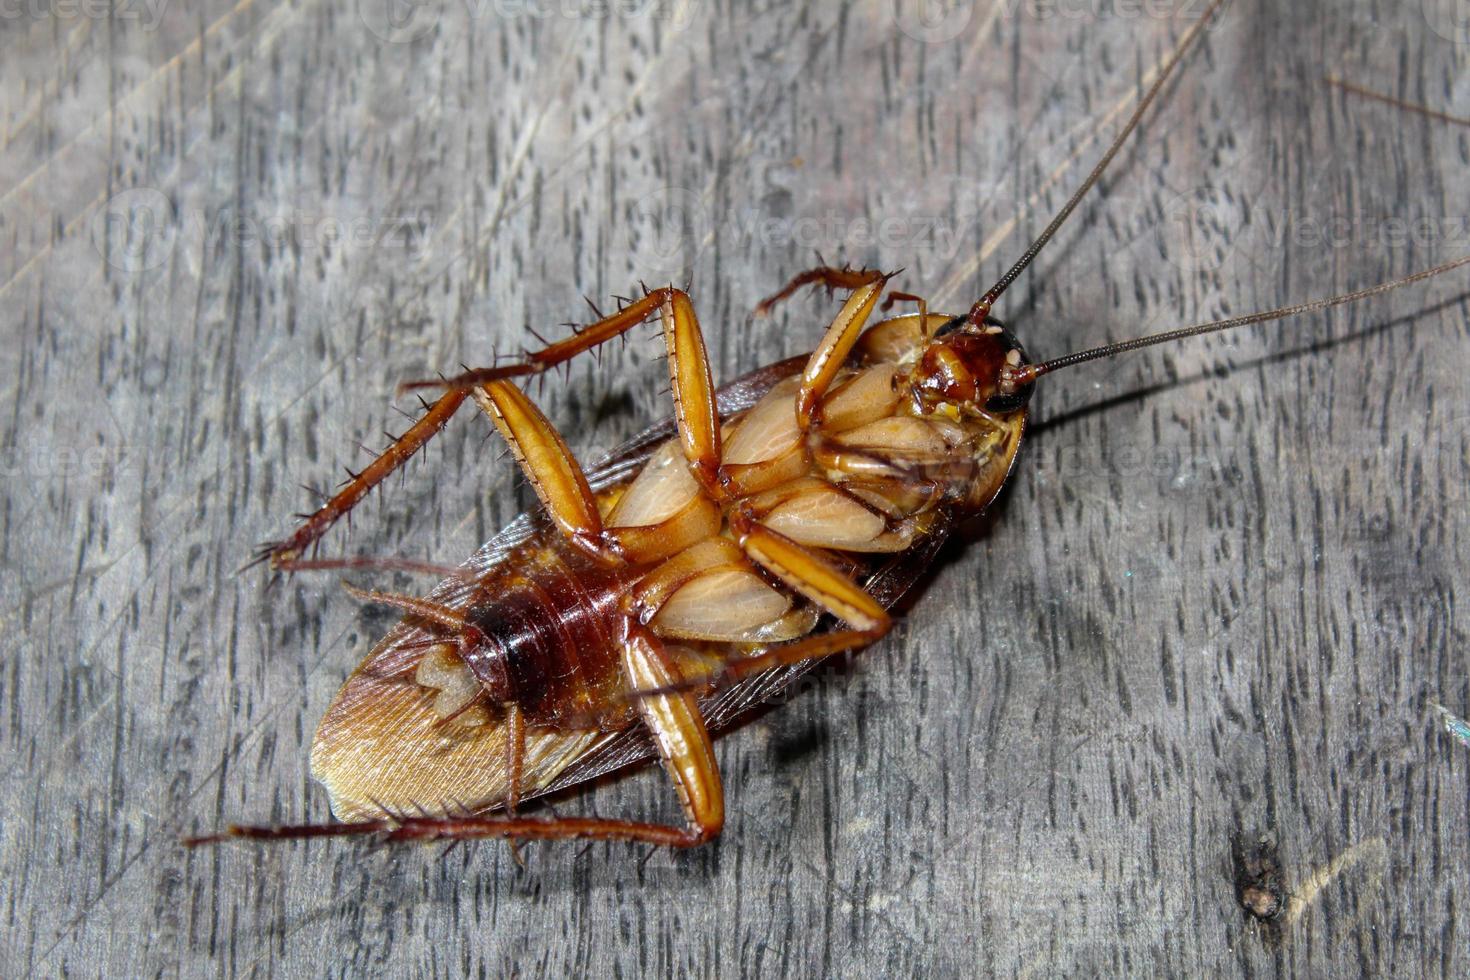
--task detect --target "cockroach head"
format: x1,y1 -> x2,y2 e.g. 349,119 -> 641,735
911,315 -> 1034,416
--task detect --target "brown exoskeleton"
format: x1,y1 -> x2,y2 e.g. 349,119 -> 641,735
189,0 -> 1467,851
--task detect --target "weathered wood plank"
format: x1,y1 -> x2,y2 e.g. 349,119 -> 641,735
2,0 -> 1467,975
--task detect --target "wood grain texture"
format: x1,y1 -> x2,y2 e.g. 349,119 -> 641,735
3,0 -> 1468,974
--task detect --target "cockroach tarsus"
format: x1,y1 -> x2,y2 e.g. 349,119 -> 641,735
189,0 -> 1468,853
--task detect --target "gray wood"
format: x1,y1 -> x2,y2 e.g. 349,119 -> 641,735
3,0 -> 1468,975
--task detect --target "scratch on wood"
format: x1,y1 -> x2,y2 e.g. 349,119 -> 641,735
1282,837 -> 1388,930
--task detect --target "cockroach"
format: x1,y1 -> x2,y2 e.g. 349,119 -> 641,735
188,0 -> 1468,852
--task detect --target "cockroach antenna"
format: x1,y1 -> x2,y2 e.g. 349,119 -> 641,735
999,255 -> 1470,394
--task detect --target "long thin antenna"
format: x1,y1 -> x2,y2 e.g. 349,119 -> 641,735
967,0 -> 1229,325
1001,254 -> 1470,389
1324,76 -> 1470,129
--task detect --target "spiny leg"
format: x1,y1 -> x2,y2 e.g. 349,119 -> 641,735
265,286 -> 721,571
265,556 -> 468,578
754,264 -> 890,317
658,290 -> 723,497
794,272 -> 893,430
188,622 -> 725,849
471,291 -> 725,556
880,289 -> 928,321
403,286 -> 718,422
473,380 -> 610,557
503,701 -> 526,865
264,388 -> 470,570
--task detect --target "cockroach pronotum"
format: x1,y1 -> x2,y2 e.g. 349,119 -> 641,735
188,0 -> 1468,853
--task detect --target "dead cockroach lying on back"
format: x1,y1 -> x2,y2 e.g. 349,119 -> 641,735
188,0 -> 1468,851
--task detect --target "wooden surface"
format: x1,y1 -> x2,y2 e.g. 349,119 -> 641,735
4,0 -> 1468,975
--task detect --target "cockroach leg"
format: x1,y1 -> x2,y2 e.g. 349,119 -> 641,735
264,555 -> 468,579
196,814 -> 714,848
753,265 -> 889,317
269,285 -> 727,573
731,512 -> 891,635
400,286 -> 713,400
617,622 -> 724,843
721,629 -> 886,683
795,274 -> 894,431
473,380 -> 612,558
454,287 -> 728,530
261,387 -> 471,571
657,291 -> 725,498
469,291 -> 727,559
625,627 -> 894,702
504,701 -> 526,865
340,583 -> 474,635
879,289 -> 928,323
